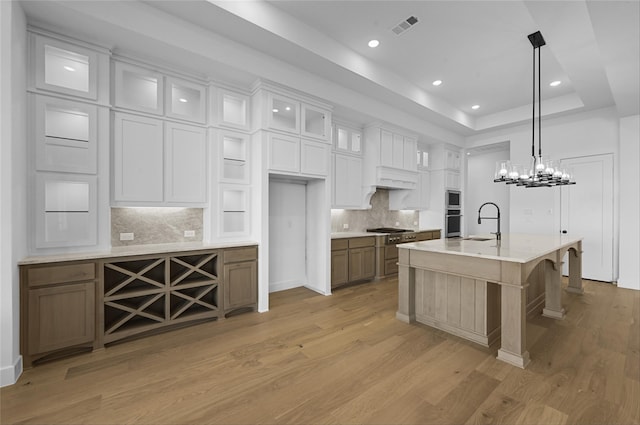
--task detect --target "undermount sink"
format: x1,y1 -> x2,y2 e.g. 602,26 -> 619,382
462,237 -> 493,242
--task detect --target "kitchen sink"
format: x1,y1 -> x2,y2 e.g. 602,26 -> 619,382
462,237 -> 493,241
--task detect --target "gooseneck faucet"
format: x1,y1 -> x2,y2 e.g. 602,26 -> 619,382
478,202 -> 501,241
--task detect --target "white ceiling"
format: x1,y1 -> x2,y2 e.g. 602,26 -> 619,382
19,0 -> 640,137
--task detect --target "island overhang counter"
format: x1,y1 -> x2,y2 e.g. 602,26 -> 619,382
396,233 -> 583,369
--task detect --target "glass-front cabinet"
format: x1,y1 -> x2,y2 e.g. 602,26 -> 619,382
220,186 -> 250,237
165,77 -> 206,124
114,61 -> 164,115
34,35 -> 99,100
333,124 -> 362,155
219,130 -> 250,184
267,93 -> 300,133
301,104 -> 330,140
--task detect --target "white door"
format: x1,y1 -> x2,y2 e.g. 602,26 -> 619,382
560,154 -> 614,282
269,180 -> 307,292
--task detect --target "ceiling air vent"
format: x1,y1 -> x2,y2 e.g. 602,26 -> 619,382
391,16 -> 419,36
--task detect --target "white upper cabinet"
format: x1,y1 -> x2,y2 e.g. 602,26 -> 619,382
301,104 -> 330,140
301,139 -> 330,176
113,112 -> 164,203
429,144 -> 462,171
268,132 -> 300,174
214,87 -> 250,130
268,93 -> 300,134
219,130 -> 250,184
417,143 -> 429,170
34,36 -> 98,100
30,32 -> 109,104
164,123 -> 207,203
165,77 -> 206,124
333,124 -> 362,155
35,173 -> 97,248
34,95 -> 97,174
114,61 -> 164,115
332,153 -> 363,209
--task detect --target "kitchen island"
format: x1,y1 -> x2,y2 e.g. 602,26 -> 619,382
396,234 -> 583,368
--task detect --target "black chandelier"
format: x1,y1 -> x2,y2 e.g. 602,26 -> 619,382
494,31 -> 576,188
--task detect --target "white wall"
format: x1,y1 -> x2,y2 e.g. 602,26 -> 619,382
0,0 -> 28,387
618,115 -> 640,290
465,149 -> 510,236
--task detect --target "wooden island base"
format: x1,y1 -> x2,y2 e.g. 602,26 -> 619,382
397,234 -> 583,369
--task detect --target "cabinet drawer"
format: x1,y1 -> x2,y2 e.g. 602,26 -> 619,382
223,246 -> 257,263
331,239 -> 349,251
348,236 -> 375,249
385,245 -> 399,260
27,262 -> 96,287
385,259 -> 399,275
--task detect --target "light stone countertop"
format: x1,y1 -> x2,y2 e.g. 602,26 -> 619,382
19,240 -> 259,265
331,229 -> 441,239
399,233 -> 582,264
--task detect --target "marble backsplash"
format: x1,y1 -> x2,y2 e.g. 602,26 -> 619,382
331,189 -> 419,233
111,208 -> 203,247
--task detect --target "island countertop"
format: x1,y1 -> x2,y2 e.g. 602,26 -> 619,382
398,233 -> 583,264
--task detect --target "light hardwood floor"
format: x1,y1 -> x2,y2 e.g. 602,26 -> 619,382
2,277 -> 639,425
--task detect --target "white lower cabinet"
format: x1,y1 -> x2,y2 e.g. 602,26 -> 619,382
113,112 -> 207,205
332,153 -> 362,208
268,132 -> 329,177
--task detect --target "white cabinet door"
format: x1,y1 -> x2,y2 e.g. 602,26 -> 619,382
34,95 -> 97,174
392,133 -> 404,169
445,170 -> 461,189
164,122 -> 207,204
380,130 -> 393,167
216,88 -> 249,130
268,133 -> 300,173
301,103 -> 330,140
219,129 -> 250,184
403,137 -> 417,171
301,139 -> 330,176
165,77 -> 206,124
113,112 -> 164,202
333,154 -> 362,208
267,93 -> 300,134
114,62 -> 163,115
35,173 -> 97,248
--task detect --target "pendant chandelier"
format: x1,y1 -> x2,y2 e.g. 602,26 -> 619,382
494,31 -> 576,188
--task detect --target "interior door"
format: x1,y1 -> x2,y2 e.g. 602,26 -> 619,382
560,154 -> 614,282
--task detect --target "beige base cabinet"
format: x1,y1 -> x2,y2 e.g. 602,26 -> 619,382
223,246 -> 258,315
20,261 -> 97,367
331,236 -> 376,289
331,239 -> 349,288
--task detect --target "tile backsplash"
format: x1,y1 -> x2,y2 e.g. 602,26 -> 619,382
111,208 -> 203,246
331,189 -> 419,233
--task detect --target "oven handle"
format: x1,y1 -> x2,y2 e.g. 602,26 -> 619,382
445,214 -> 463,217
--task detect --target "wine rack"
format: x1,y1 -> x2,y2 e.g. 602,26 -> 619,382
102,251 -> 220,344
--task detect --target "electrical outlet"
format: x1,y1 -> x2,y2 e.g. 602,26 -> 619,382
395,221 -> 400,226
343,223 -> 349,230
413,221 -> 418,226
119,232 -> 134,241
184,230 -> 195,237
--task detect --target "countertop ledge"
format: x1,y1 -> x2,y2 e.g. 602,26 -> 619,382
331,229 -> 440,239
19,240 -> 259,265
399,233 -> 582,264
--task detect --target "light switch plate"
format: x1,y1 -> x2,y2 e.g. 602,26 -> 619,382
120,232 -> 134,241
343,223 -> 349,230
184,230 -> 195,237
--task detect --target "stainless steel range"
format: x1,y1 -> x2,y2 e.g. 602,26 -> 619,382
366,227 -> 418,244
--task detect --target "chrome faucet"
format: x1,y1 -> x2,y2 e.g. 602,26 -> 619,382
478,202 -> 501,241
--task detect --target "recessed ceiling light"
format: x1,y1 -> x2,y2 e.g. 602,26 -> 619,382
550,80 -> 562,87
368,39 -> 380,48
285,106 -> 291,111
63,66 -> 75,72
471,105 -> 480,110
432,80 -> 442,86
466,152 -> 471,155
178,98 -> 188,103
272,108 -> 279,113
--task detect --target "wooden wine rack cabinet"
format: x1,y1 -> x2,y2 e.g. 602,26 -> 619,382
99,250 -> 221,345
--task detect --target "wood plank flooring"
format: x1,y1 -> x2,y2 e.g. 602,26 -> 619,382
1,277 -> 639,425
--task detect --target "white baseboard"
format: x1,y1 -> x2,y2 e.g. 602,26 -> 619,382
269,280 -> 304,293
0,355 -> 23,388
